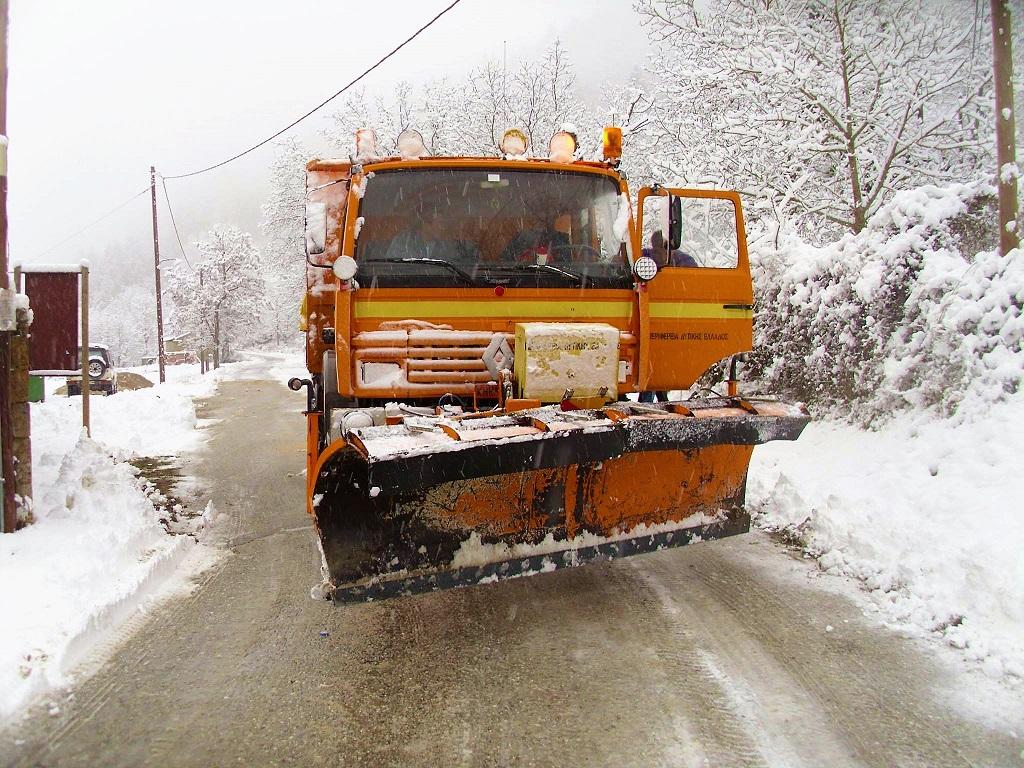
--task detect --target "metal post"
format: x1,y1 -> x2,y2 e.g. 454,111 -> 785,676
992,0 -> 1019,255
150,166 -> 166,383
198,266 -> 204,374
80,264 -> 90,437
0,0 -> 14,532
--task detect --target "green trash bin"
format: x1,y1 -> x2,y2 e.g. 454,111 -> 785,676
28,375 -> 45,403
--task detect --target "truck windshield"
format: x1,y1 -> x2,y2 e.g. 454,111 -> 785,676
354,168 -> 632,289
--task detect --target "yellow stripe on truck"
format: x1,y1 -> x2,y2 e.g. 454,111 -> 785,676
352,299 -> 751,321
649,303 -> 753,320
354,299 -> 634,319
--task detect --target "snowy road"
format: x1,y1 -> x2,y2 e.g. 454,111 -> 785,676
5,379 -> 1020,767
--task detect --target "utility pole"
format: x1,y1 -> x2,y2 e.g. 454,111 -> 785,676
80,264 -> 89,436
992,0 -> 1019,256
0,0 -> 15,532
150,166 -> 166,383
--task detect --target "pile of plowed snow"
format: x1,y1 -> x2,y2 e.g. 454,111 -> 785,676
0,437 -> 213,718
748,182 -> 1024,682
0,358 -> 265,720
749,398 -> 1024,682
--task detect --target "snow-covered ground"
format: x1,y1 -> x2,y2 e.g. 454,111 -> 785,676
0,352 -> 303,721
749,394 -> 1024,684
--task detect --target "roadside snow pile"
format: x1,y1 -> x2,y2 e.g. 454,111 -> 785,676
751,181 -> 1022,424
748,180 -> 1024,681
748,395 -> 1024,682
0,435 -> 208,719
0,361 -> 237,722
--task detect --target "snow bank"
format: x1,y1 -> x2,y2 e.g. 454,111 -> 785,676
747,180 -> 1024,682
0,436 -> 201,719
200,349 -> 307,385
751,182 -> 1022,424
0,351 -> 304,720
749,396 -> 1024,682
0,358 -> 266,721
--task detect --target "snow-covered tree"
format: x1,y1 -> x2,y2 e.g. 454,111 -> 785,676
90,283 -> 157,366
323,40 -> 588,158
503,40 -> 585,152
632,0 -> 993,238
325,83 -> 419,156
260,138 -> 308,347
167,225 -> 265,367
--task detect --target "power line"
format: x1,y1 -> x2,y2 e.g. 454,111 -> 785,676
28,187 -> 149,260
163,0 -> 465,180
160,176 -> 193,269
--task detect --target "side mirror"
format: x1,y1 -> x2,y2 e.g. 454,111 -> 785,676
305,202 -> 327,256
668,196 -> 682,251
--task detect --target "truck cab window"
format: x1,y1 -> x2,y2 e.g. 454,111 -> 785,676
354,168 -> 633,289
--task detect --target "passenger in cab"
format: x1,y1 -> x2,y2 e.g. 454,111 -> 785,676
644,230 -> 697,268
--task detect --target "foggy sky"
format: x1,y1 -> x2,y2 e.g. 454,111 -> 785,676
8,0 -> 650,275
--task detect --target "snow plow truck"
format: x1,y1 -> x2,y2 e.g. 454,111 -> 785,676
290,126 -> 809,602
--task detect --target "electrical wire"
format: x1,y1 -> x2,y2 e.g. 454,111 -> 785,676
28,187 -> 150,260
162,0 -> 465,180
160,176 -> 193,269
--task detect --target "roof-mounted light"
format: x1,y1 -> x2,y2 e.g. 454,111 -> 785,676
500,128 -> 528,157
397,129 -> 427,160
602,126 -> 623,163
548,131 -> 577,164
355,128 -> 379,160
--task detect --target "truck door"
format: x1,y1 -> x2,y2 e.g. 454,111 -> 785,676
635,188 -> 753,390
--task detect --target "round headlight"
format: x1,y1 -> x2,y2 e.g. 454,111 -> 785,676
633,255 -> 659,282
333,255 -> 358,281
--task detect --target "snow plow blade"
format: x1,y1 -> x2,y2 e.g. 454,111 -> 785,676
311,398 -> 809,602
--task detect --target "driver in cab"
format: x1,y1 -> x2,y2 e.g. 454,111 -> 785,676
511,212 -> 574,265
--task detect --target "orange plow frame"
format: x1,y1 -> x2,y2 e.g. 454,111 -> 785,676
310,399 -> 808,601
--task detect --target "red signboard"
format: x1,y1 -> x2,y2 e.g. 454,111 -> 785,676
23,272 -> 79,373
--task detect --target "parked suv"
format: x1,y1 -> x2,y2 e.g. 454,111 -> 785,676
66,345 -> 118,396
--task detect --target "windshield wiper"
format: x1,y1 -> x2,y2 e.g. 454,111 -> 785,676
488,263 -> 583,286
363,258 -> 476,286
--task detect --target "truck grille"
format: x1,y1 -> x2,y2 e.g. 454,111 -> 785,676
351,328 -> 636,394
353,330 -> 503,392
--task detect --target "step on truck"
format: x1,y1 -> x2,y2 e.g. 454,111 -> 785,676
289,126 -> 809,602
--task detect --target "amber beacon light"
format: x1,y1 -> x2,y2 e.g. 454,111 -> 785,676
602,126 -> 622,163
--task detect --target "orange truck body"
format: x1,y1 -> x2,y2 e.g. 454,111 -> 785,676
296,149 -> 807,601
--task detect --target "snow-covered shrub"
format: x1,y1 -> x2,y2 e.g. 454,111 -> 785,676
749,182 -> 1022,424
